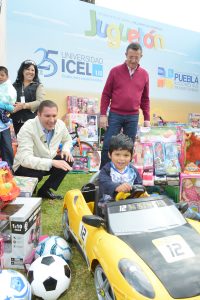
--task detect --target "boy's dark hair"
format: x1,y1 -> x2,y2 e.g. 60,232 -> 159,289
109,133 -> 134,156
126,42 -> 142,53
0,66 -> 8,76
38,100 -> 58,113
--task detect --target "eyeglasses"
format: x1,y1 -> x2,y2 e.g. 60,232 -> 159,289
23,60 -> 36,66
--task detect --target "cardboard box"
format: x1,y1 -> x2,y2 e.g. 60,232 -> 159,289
14,176 -> 38,197
180,173 -> 200,211
0,197 -> 41,269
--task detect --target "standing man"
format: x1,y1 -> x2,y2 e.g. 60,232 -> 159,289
100,42 -> 150,168
13,100 -> 73,200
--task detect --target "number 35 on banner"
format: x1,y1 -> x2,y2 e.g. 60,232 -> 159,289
152,235 -> 195,263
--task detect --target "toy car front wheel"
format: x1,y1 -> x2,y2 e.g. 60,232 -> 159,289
62,209 -> 72,242
94,264 -> 116,300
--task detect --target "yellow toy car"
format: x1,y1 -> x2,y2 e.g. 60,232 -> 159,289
62,186 -> 200,300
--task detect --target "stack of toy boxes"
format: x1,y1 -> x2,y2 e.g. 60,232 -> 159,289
66,96 -> 99,143
136,126 -> 181,188
0,197 -> 41,269
180,128 -> 200,211
66,96 -> 100,172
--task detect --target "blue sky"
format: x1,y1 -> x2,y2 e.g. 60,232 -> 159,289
96,0 -> 200,33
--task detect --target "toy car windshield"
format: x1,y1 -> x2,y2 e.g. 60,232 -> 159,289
105,195 -> 186,236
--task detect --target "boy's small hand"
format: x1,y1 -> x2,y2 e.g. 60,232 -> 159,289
115,183 -> 132,193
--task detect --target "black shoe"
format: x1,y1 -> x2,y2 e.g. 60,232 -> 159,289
37,189 -> 63,200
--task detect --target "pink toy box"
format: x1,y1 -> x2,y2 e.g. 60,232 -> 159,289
183,129 -> 200,173
180,173 -> 200,212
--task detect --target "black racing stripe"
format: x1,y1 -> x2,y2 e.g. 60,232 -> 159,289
119,223 -> 200,299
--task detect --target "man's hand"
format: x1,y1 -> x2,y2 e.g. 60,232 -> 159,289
100,115 -> 108,129
52,159 -> 73,171
61,151 -> 74,162
115,183 -> 132,193
143,120 -> 151,127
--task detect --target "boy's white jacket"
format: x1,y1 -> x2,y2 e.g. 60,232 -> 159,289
13,116 -> 72,172
0,79 -> 16,104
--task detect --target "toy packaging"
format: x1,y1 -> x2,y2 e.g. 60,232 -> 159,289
0,197 -> 41,269
132,142 -> 144,167
67,113 -> 98,142
164,142 -> 181,176
88,151 -> 101,172
153,142 -> 166,176
143,171 -> 154,186
188,113 -> 200,128
71,156 -> 89,173
183,129 -> 200,173
180,173 -> 200,211
154,175 -> 167,185
143,143 -> 154,170
139,126 -> 178,143
14,176 -> 38,197
67,96 -> 99,114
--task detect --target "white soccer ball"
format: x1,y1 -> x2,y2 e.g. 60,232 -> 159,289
28,255 -> 71,300
35,235 -> 72,262
0,269 -> 31,300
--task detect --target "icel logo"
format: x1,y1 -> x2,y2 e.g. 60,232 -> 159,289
157,67 -> 174,88
35,48 -> 58,77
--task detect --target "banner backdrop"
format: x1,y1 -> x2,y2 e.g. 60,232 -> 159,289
5,0 -> 200,121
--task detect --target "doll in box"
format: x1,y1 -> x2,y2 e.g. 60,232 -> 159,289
143,143 -> 153,170
182,178 -> 200,203
153,142 -> 166,175
164,143 -> 180,176
185,132 -> 200,170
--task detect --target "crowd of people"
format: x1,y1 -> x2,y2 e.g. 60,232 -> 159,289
0,42 -> 151,201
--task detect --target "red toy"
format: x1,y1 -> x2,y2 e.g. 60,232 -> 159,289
0,167 -> 20,209
185,132 -> 200,171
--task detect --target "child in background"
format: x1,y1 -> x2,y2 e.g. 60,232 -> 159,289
0,66 -> 17,169
99,133 -> 142,213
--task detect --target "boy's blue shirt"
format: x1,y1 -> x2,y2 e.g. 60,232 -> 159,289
99,161 -> 142,203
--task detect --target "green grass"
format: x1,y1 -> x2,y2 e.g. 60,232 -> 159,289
36,173 -> 97,300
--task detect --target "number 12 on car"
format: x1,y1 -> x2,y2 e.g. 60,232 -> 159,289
79,222 -> 88,245
152,235 -> 195,263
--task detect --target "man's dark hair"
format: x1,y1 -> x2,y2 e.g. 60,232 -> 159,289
109,133 -> 134,156
126,42 -> 142,53
0,66 -> 8,76
38,100 -> 58,113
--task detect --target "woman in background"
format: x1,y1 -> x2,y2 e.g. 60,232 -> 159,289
12,59 -> 45,135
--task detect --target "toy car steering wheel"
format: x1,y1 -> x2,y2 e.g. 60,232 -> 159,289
115,184 -> 148,201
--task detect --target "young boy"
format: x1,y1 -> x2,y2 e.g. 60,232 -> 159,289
99,133 -> 142,212
0,66 -> 17,168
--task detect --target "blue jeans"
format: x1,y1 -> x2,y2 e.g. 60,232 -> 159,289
100,112 -> 139,168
